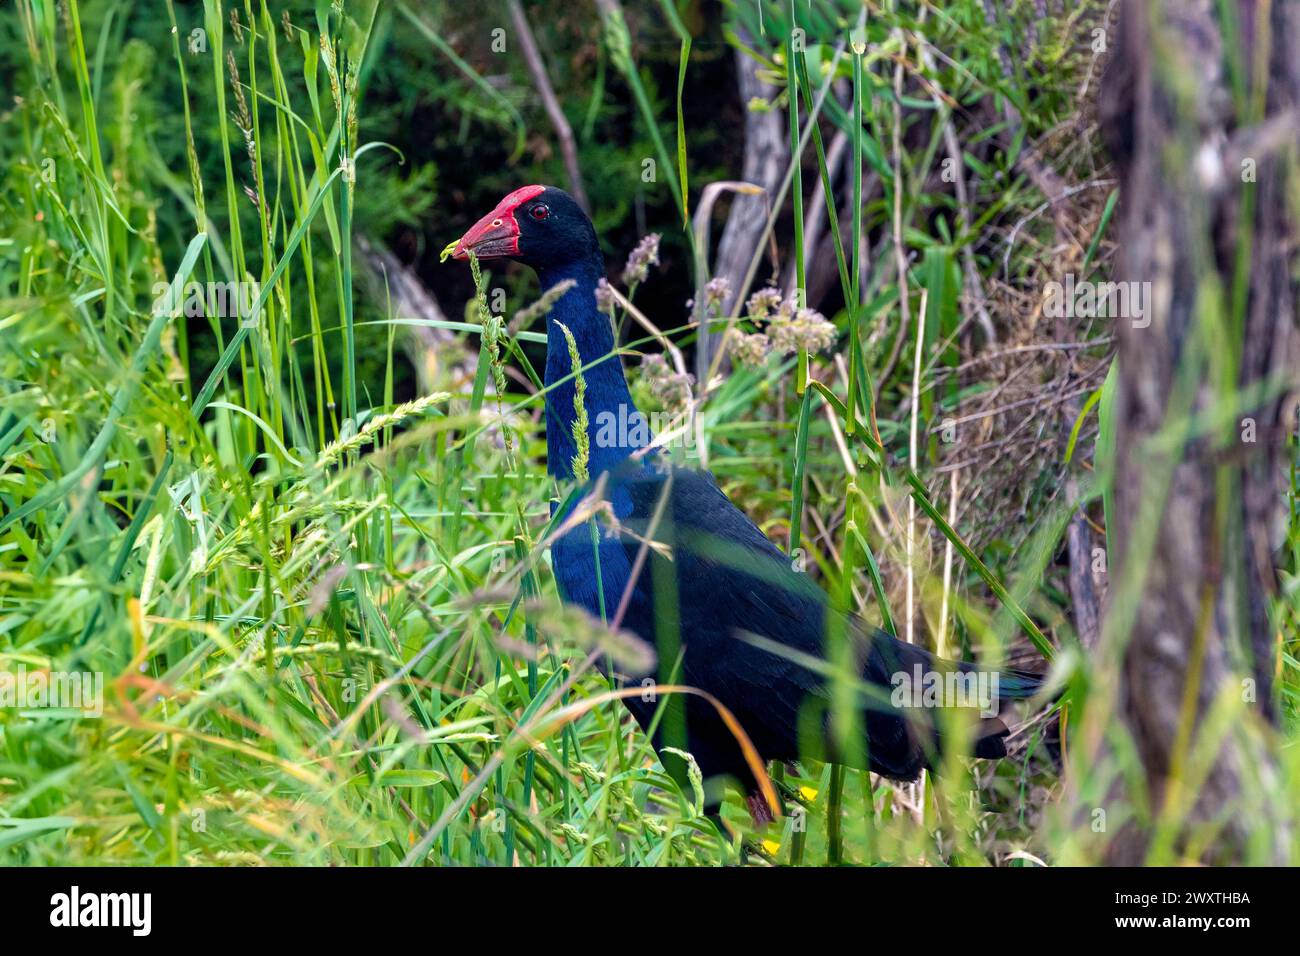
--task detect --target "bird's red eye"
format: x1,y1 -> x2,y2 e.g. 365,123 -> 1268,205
529,203 -> 550,221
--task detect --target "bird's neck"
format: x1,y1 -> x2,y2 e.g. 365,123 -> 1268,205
538,252 -> 648,481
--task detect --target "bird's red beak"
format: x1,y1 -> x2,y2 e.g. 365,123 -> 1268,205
451,184 -> 546,261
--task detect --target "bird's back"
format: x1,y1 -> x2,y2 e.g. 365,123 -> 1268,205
551,459 -> 1037,806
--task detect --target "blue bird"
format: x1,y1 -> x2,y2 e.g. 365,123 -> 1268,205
453,185 -> 1041,825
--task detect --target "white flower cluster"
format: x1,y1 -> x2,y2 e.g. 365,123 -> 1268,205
725,287 -> 838,366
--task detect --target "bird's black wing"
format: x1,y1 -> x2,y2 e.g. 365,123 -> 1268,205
609,461 -> 1022,780
612,462 -> 851,755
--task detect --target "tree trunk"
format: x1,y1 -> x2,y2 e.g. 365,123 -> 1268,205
698,36 -> 788,380
1096,0 -> 1297,864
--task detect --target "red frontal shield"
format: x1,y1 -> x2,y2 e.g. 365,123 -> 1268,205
452,184 -> 547,260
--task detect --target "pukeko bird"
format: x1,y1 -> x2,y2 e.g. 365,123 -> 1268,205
452,185 -> 1041,826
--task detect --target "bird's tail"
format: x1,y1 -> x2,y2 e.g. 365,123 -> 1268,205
995,668 -> 1044,700
939,666 -> 1044,761
966,666 -> 1047,758
970,717 -> 1013,759
858,628 -> 1049,776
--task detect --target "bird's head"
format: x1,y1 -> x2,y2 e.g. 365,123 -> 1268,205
451,185 -> 598,271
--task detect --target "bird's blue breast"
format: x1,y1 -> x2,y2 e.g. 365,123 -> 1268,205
549,474 -> 638,622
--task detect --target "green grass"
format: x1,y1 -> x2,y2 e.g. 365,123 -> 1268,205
0,0 -> 1296,866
